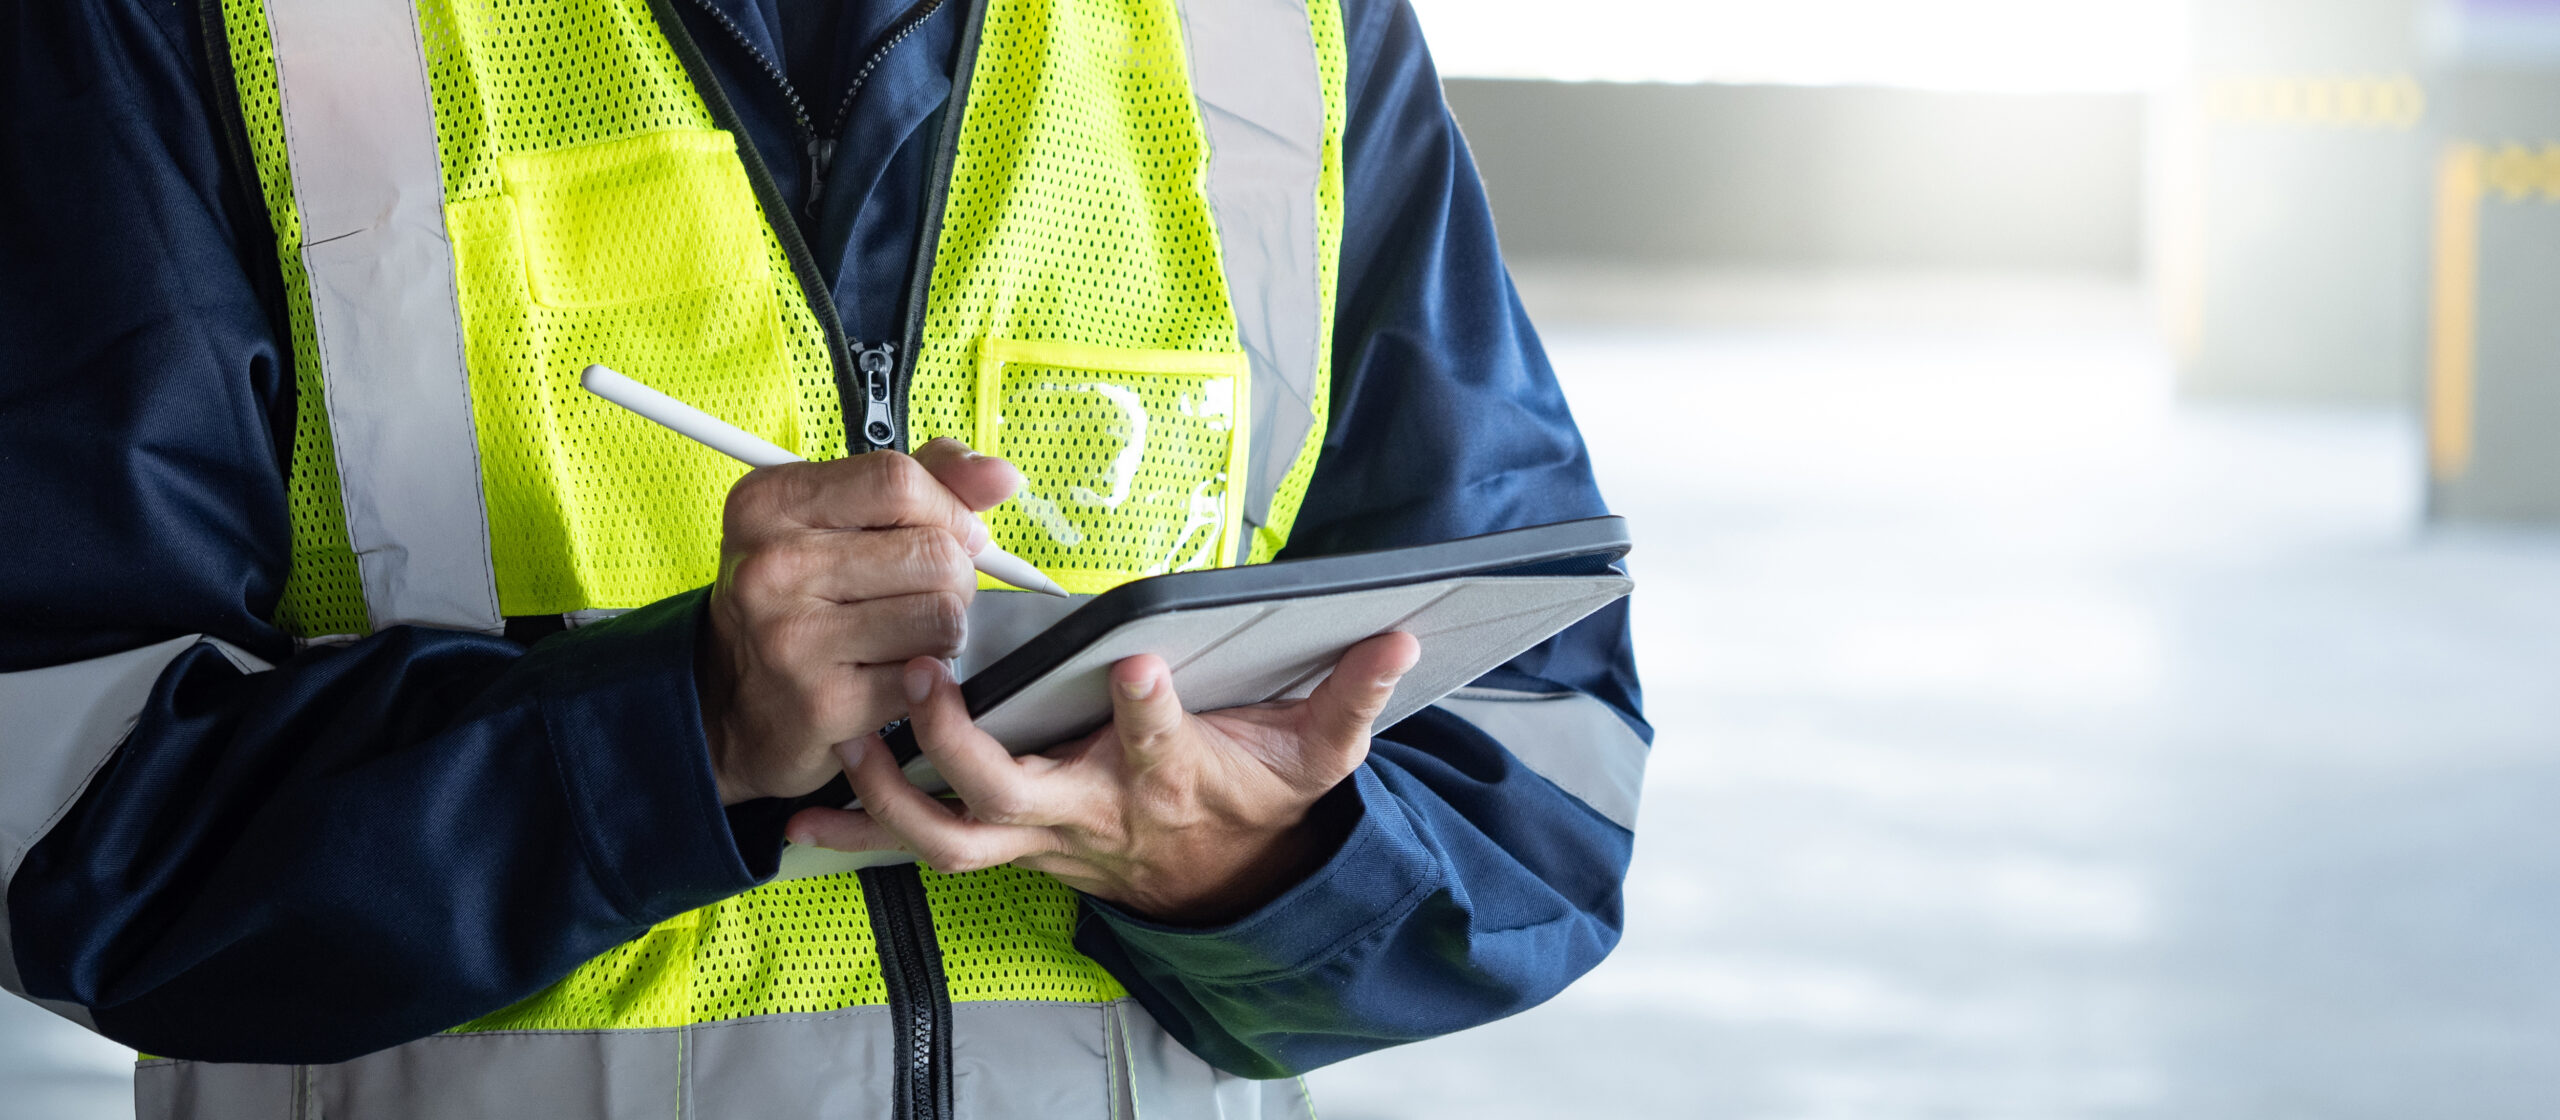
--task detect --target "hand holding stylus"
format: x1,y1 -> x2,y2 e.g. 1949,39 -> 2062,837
576,364 -> 1064,804
580,364 -> 1067,598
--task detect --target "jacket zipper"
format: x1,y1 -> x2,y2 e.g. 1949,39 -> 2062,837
860,864 -> 955,1120
809,0 -> 950,217
649,0 -> 860,433
675,0 -> 824,189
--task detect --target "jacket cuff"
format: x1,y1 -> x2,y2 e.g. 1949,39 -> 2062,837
1082,764 -> 1444,981
524,588 -> 764,922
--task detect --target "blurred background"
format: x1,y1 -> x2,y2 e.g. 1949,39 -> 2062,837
10,0 -> 2560,1116
1305,0 -> 2560,1117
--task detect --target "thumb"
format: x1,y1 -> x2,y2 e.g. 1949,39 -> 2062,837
1106,653 -> 1187,761
1299,632 -> 1422,768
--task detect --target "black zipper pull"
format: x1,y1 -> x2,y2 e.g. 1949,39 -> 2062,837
855,340 -> 900,450
806,137 -> 838,218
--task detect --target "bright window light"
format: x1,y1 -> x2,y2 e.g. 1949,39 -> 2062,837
1407,0 -> 2188,93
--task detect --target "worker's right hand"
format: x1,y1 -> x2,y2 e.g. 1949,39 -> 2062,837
699,438 -> 1022,805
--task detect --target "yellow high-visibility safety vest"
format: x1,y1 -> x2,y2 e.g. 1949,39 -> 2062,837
145,0 -> 1346,1115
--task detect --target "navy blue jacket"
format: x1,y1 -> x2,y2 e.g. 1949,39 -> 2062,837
0,0 -> 1646,1077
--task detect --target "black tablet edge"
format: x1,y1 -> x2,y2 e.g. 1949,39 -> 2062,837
953,515 -> 1630,724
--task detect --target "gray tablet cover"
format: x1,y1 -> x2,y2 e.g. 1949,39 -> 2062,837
899,572 -> 1632,794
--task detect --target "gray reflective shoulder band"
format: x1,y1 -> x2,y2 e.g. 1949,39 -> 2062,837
1436,687 -> 1649,830
140,998 -> 1306,1120
0,636 -> 273,1029
265,0 -> 502,634
1171,0 -> 1328,562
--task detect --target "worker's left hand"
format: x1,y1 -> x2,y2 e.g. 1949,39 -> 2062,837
784,631 -> 1421,925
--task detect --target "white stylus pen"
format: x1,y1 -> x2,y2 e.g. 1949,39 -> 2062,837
581,364 -> 1070,598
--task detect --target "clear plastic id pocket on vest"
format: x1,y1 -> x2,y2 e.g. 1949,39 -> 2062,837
974,339 -> 1251,595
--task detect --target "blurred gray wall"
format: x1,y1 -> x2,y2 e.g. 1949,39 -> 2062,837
1441,79 -> 2147,274
2159,0 -> 2432,407
2425,37 -> 2560,522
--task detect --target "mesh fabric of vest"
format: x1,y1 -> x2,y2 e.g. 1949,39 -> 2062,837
460,867 -> 1123,1030
419,0 -> 848,619
229,0 -> 852,635
219,0 -> 1347,1039
904,0 -> 1345,594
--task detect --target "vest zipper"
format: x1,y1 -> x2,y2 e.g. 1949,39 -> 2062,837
853,339 -> 901,448
860,864 -> 955,1120
887,0 -> 993,456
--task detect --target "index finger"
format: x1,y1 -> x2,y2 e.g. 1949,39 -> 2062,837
731,453 -> 988,550
911,437 -> 1026,513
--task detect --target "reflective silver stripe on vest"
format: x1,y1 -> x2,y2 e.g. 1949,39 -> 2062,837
1,637 -> 272,1029
135,1058 -> 296,1120
264,0 -> 502,634
1117,1002 -> 1316,1120
1436,687 -> 1649,830
1171,0 -> 1328,561
138,999 -> 1301,1119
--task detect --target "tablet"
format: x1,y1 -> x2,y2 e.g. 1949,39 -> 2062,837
888,516 -> 1634,791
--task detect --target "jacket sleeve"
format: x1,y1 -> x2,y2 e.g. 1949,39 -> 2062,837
1072,0 -> 1650,1077
0,0 -> 773,1064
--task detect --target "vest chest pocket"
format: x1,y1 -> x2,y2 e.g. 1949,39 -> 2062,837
975,340 -> 1252,594
443,127 -> 796,615
495,129 -> 768,309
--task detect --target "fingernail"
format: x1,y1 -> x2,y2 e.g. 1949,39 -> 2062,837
904,661 -> 938,704
1118,675 -> 1155,701
961,517 -> 990,556
787,825 -> 814,846
837,736 -> 869,769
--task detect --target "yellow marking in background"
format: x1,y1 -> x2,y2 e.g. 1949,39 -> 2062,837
2428,143 -> 2483,483
2202,74 -> 2424,131
2479,141 -> 2560,202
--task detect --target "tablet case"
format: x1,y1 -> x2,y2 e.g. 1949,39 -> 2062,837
894,516 -> 1634,793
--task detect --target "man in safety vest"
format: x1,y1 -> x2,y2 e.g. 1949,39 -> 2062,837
0,0 -> 1648,1116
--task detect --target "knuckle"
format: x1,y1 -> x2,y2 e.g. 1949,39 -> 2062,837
924,530 -> 974,583
730,544 -> 810,594
890,528 -> 972,592
726,463 -> 805,525
722,468 -> 775,524
921,591 -> 969,656
871,453 -> 934,519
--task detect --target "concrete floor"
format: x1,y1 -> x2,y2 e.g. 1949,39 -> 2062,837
8,275 -> 2560,1118
1308,278 -> 2560,1119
